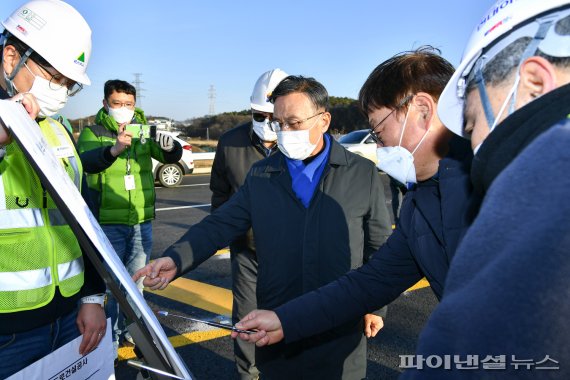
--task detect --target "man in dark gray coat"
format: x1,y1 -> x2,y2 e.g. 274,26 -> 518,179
210,68 -> 288,379
134,75 -> 392,379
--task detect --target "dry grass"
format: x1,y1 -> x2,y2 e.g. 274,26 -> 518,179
187,139 -> 218,147
194,159 -> 214,168
186,139 -> 218,153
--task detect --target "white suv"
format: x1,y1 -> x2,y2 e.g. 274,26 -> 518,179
338,129 -> 377,164
152,133 -> 194,187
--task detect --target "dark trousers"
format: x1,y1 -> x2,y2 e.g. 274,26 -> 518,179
231,248 -> 259,380
0,309 -> 80,379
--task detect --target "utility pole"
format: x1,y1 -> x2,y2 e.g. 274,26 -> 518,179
208,84 -> 216,115
132,73 -> 145,107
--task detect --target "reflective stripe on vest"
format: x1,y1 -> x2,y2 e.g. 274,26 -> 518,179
0,209 -> 67,228
0,268 -> 51,291
0,208 -> 44,228
0,257 -> 84,291
48,208 -> 68,226
57,256 -> 84,284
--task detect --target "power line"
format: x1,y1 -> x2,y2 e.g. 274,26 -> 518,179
208,84 -> 216,115
132,73 -> 145,107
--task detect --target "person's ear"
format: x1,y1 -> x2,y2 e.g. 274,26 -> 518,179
2,45 -> 19,76
102,99 -> 109,110
412,92 -> 435,131
518,56 -> 556,105
320,111 -> 331,133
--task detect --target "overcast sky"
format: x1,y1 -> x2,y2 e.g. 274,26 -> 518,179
0,0 -> 493,121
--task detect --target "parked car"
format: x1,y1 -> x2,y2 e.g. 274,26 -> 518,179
152,133 -> 194,187
338,129 -> 377,164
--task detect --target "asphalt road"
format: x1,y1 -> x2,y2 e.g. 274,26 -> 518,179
115,173 -> 438,380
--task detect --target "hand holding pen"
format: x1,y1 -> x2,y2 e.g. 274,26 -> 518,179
156,310 -> 255,335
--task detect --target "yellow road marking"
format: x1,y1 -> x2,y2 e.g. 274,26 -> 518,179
118,329 -> 231,361
168,329 -> 231,347
406,278 -> 430,292
147,277 -> 232,316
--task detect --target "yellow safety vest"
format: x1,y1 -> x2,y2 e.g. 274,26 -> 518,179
0,117 -> 84,312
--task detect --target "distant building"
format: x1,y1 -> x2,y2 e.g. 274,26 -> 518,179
148,118 -> 173,131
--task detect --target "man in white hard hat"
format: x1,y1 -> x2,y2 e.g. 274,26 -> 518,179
209,68 -> 287,379
0,1 -> 106,378
401,0 -> 570,378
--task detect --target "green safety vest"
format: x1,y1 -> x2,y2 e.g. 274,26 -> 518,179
0,117 -> 84,313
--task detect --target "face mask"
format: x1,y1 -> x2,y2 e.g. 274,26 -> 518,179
375,104 -> 430,186
277,115 -> 322,160
376,146 -> 417,186
24,65 -> 68,117
252,119 -> 277,142
108,106 -> 135,124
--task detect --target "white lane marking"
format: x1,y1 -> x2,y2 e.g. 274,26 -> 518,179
156,204 -> 211,212
156,183 -> 209,189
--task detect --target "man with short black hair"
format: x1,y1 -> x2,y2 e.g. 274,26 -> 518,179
77,79 -> 182,359
135,75 -> 392,379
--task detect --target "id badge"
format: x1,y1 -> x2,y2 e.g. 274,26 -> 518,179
124,175 -> 136,190
53,145 -> 75,158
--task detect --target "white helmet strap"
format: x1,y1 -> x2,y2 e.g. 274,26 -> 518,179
1,31 -> 34,96
474,16 -> 556,129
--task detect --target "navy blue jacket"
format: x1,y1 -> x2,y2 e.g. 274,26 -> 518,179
164,139 -> 392,379
275,136 -> 477,343
403,83 -> 570,379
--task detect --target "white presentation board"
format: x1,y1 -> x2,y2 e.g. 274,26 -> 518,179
7,319 -> 115,380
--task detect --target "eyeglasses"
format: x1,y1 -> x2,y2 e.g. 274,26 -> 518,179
109,100 -> 136,109
368,95 -> 413,145
33,60 -> 83,96
252,112 -> 270,122
270,111 -> 325,132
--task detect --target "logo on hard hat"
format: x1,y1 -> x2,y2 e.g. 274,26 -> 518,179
17,8 -> 46,30
266,91 -> 273,102
16,25 -> 27,35
477,0 -> 515,32
74,52 -> 85,67
484,16 -> 512,37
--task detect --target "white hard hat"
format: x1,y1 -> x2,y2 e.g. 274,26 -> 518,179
2,0 -> 92,85
438,0 -> 570,138
250,68 -> 288,113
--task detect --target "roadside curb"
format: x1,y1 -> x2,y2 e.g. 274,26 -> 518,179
193,167 -> 212,174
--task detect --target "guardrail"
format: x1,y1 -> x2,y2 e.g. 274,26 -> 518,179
191,152 -> 215,174
192,152 -> 215,161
